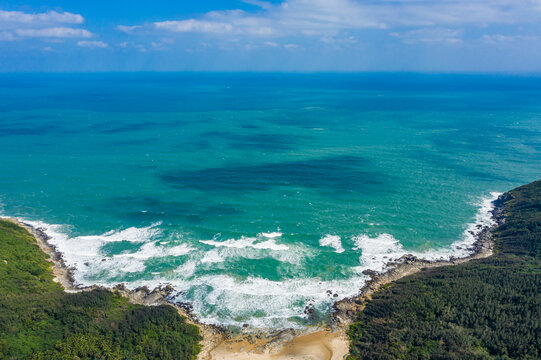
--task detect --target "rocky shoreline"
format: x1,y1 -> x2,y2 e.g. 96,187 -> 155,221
332,193 -> 507,326
5,217 -> 227,359
4,194 -> 507,359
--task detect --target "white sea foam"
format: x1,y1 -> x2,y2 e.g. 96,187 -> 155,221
260,231 -> 282,238
200,249 -> 225,264
353,233 -> 404,270
17,220 -> 195,282
198,236 -> 301,265
200,237 -> 256,249
451,192 -> 501,253
6,192 -> 501,329
131,273 -> 368,329
200,236 -> 289,251
203,243 -> 305,266
352,192 -> 502,273
253,240 -> 289,251
174,260 -> 197,277
113,241 -> 194,259
319,235 -> 345,253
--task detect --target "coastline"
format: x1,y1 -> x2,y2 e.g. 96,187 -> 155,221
332,194 -> 505,327
4,217 -> 227,359
6,218 -> 76,291
3,194 -> 505,360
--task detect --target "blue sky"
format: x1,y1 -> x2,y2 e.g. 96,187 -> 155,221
1,0 -> 541,72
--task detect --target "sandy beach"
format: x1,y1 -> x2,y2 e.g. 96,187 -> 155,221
204,329 -> 349,360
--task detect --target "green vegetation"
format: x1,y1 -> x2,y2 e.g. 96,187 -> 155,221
348,180 -> 541,360
0,220 -> 201,360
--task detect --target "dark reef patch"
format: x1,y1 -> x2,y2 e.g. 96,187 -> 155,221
104,196 -> 243,224
160,155 -> 389,193
239,124 -> 260,129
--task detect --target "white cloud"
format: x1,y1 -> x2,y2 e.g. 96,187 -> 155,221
116,25 -> 142,33
0,10 -> 83,26
151,1 -> 384,37
284,43 -> 298,48
0,9 -> 91,41
320,35 -> 357,44
390,28 -> 462,44
16,27 -> 92,38
77,40 -> 108,48
155,19 -> 234,34
124,0 -> 541,42
265,41 -> 278,47
241,0 -> 273,10
482,34 -> 539,43
483,34 -> 515,43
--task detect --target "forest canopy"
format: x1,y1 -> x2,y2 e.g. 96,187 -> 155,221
348,180 -> 541,360
0,220 -> 201,360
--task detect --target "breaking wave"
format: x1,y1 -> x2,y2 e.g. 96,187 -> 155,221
4,192 -> 501,329
319,235 -> 345,253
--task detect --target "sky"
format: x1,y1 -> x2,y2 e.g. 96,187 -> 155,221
1,0 -> 541,72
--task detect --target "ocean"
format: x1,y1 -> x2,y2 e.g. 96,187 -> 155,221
0,73 -> 540,329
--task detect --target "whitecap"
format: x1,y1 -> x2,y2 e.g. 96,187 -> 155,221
197,235 -> 306,266
200,237 -> 256,249
353,233 -> 405,270
319,235 -> 345,253
129,273 -> 368,329
174,260 -> 197,278
352,192 -> 502,272
450,192 -> 501,254
19,221 -> 165,282
114,241 -> 194,259
6,192 -> 501,329
200,236 -> 289,251
200,249 -> 225,264
259,231 -> 282,238
253,239 -> 289,251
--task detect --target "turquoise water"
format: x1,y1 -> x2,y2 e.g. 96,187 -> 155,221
0,73 -> 540,328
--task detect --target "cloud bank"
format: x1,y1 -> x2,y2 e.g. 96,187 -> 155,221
0,10 -> 83,25
3,1 -> 541,71
116,0 -> 541,40
0,9 -> 91,41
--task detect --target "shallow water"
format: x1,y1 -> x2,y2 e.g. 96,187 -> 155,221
1,73 -> 540,328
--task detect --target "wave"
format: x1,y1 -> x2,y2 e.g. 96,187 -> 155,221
353,192 -> 501,273
198,236 -> 304,265
113,242 -> 194,259
200,236 -> 289,251
200,249 -> 225,264
259,232 -> 282,238
2,192 -> 501,329
18,221 -> 169,282
319,235 -> 345,253
131,274 -> 368,329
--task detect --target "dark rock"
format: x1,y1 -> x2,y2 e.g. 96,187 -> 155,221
362,269 -> 379,276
